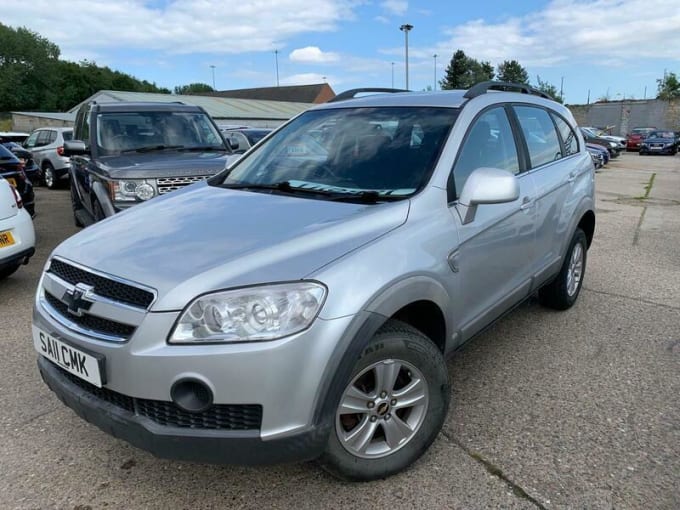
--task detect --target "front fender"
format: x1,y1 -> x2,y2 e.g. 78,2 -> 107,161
92,180 -> 116,217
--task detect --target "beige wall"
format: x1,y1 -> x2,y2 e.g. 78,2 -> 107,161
11,114 -> 74,133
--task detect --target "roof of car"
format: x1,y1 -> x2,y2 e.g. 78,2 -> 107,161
33,126 -> 73,132
311,87 -> 559,111
91,101 -> 205,113
313,90 -> 471,110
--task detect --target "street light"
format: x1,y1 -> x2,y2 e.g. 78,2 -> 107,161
209,65 -> 216,90
274,50 -> 280,87
391,62 -> 395,88
399,24 -> 413,89
433,54 -> 438,90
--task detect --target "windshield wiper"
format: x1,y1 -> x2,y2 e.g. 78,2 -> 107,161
221,181 -> 402,203
121,145 -> 184,153
177,145 -> 226,152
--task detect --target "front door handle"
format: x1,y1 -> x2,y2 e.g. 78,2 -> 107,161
567,171 -> 577,183
520,196 -> 533,211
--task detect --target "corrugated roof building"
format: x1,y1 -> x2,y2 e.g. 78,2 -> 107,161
67,90 -> 312,128
12,90 -> 315,131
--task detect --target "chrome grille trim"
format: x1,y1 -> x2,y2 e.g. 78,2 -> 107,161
156,175 -> 210,194
40,257 -> 158,343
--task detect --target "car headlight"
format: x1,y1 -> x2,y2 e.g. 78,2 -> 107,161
110,179 -> 156,202
608,142 -> 617,148
169,282 -> 327,344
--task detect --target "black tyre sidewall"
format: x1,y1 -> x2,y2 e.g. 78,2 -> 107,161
540,228 -> 587,310
319,322 -> 449,481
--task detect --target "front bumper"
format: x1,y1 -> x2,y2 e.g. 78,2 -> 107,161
33,293 -> 356,436
38,356 -> 330,464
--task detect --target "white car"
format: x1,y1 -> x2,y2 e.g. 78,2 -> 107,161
0,177 -> 35,279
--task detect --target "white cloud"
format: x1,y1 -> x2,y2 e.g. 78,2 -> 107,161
0,0 -> 356,58
289,46 -> 340,63
374,15 -> 390,24
280,73 -> 335,86
435,0 -> 680,67
381,0 -> 408,16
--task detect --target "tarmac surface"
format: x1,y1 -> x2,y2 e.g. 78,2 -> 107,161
1,152 -> 678,509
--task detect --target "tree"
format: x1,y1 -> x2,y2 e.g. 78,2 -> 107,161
534,75 -> 563,103
0,23 -> 170,112
174,83 -> 215,95
439,50 -> 495,90
0,23 -> 60,111
657,71 -> 680,100
496,60 -> 529,84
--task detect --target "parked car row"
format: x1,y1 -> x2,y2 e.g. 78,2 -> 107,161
626,126 -> 680,154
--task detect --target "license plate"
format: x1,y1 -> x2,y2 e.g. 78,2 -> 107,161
32,326 -> 105,387
6,177 -> 16,187
0,230 -> 15,247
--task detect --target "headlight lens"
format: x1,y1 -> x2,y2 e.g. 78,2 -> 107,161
169,282 -> 326,344
111,179 -> 156,202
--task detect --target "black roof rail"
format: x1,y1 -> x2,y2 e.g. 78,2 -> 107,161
463,81 -> 554,100
328,87 -> 410,103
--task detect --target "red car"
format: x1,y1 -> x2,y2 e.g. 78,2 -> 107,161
626,127 -> 656,151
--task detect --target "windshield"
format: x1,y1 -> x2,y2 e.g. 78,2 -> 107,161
219,107 -> 457,200
632,128 -> 654,136
648,131 -> 674,139
242,129 -> 271,145
96,111 -> 226,155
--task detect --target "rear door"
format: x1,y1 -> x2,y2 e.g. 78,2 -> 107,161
448,105 -> 537,341
511,105 -> 580,286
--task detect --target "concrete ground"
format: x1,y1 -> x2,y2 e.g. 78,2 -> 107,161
1,153 -> 678,509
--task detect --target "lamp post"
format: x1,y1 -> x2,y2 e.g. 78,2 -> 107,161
399,24 -> 413,89
433,54 -> 438,90
391,62 -> 395,88
274,50 -> 280,87
209,65 -> 216,90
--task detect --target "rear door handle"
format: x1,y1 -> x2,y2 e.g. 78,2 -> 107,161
567,171 -> 577,183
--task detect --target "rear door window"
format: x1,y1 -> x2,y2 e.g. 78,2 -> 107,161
514,106 -> 562,168
36,131 -> 52,147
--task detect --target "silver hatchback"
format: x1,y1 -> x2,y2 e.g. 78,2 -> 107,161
33,82 -> 595,481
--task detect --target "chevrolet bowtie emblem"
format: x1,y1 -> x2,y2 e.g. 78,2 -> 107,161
63,283 -> 95,317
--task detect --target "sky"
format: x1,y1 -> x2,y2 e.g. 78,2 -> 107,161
2,0 -> 680,105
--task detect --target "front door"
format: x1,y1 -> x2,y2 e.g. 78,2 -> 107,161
447,106 -> 537,341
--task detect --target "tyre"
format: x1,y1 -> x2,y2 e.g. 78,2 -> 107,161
43,163 -> 57,189
318,320 -> 449,481
93,199 -> 105,223
0,264 -> 20,280
539,228 -> 587,310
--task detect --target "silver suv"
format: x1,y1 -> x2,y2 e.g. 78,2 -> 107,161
33,83 -> 595,481
24,127 -> 73,189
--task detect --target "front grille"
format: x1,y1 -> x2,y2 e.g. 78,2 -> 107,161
59,367 -> 262,431
45,292 -> 136,339
48,259 -> 154,309
156,176 -> 209,194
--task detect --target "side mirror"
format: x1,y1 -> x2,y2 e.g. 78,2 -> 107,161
63,140 -> 88,156
456,167 -> 519,225
226,137 -> 239,151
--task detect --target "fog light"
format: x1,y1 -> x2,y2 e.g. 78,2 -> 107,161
171,379 -> 213,413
